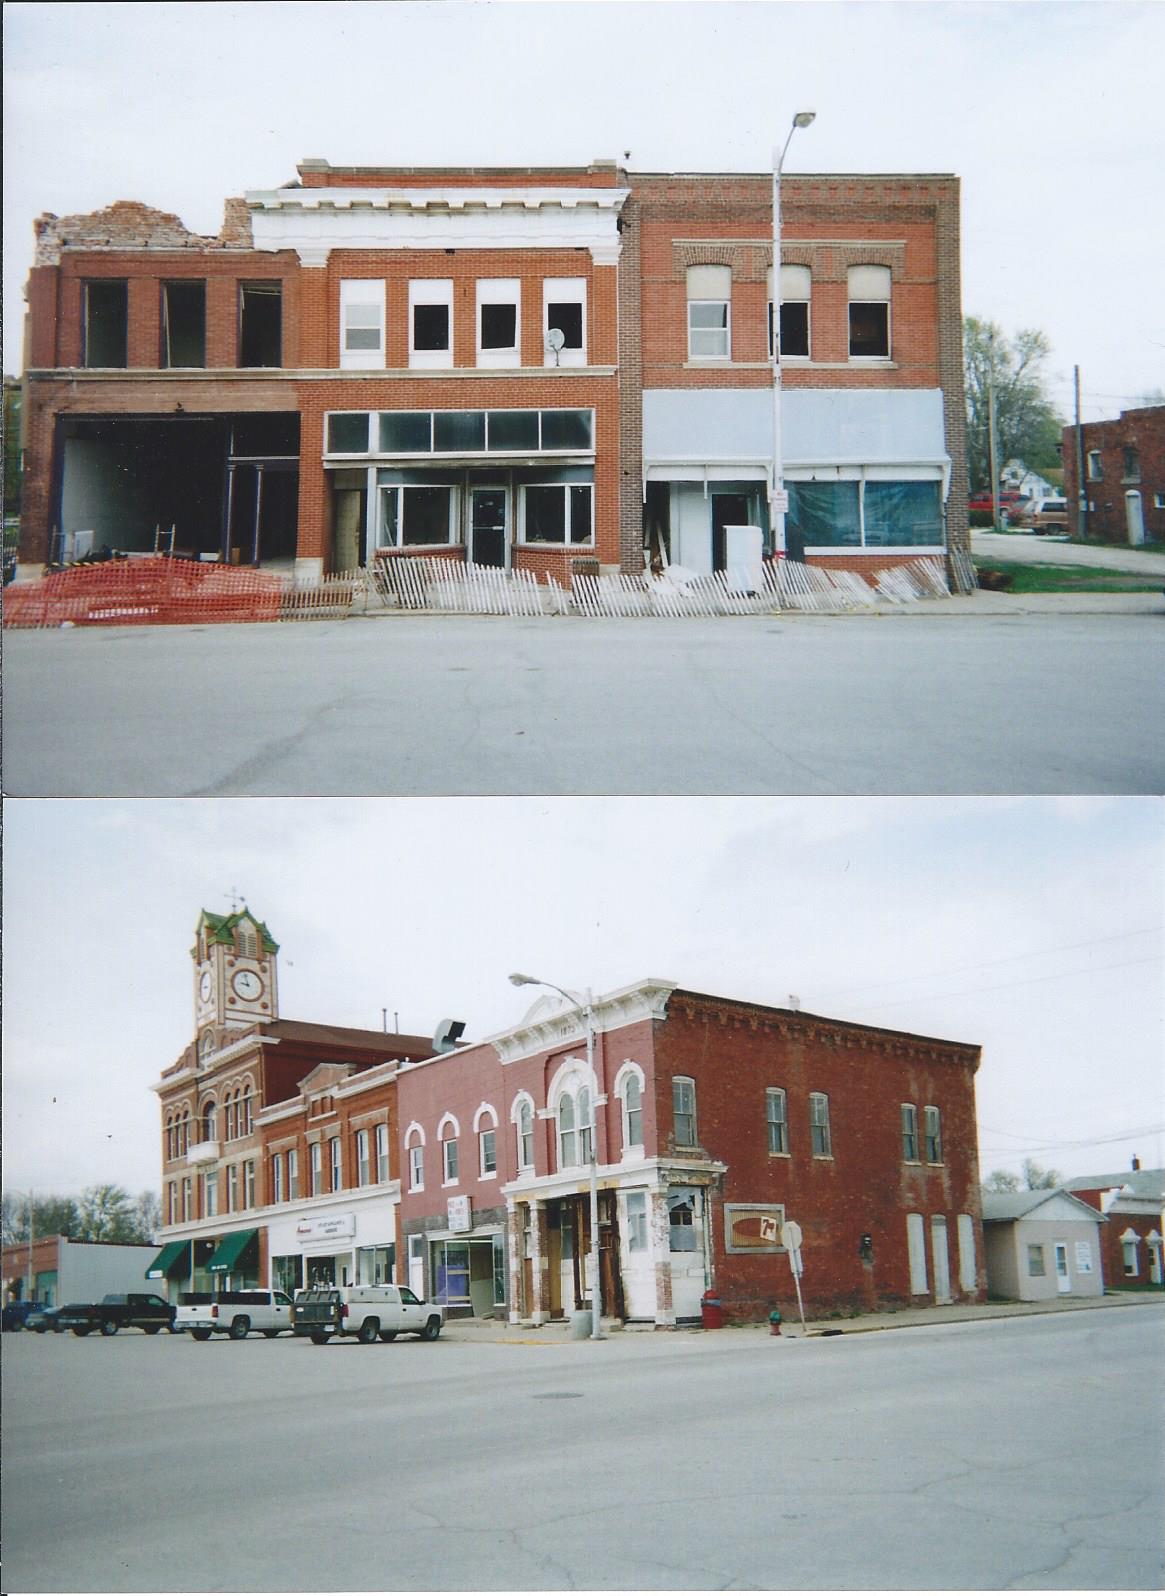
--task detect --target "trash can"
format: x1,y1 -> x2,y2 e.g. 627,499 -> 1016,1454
700,1290 -> 725,1329
571,1308 -> 593,1340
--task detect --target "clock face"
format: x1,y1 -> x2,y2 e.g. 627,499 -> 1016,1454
232,969 -> 262,1001
199,971 -> 212,1002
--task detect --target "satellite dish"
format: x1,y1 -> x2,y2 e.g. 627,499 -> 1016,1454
432,1018 -> 466,1055
546,326 -> 566,365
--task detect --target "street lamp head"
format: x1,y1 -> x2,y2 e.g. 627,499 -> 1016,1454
792,110 -> 816,129
508,972 -> 537,987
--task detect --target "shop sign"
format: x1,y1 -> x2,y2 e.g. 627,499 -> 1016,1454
724,1202 -> 786,1254
447,1195 -> 472,1233
295,1213 -> 356,1242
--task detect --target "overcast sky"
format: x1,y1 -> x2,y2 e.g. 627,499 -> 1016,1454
3,797 -> 1162,1200
3,0 -> 1163,422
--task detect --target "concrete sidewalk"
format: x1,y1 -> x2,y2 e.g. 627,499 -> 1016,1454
443,1290 -> 1165,1344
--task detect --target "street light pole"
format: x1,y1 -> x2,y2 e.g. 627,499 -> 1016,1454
771,111 -> 816,558
509,973 -> 604,1340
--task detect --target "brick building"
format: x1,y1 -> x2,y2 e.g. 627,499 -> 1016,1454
397,979 -> 986,1325
149,908 -> 433,1297
18,157 -> 969,586
1061,405 -> 1165,546
1064,1164 -> 1164,1290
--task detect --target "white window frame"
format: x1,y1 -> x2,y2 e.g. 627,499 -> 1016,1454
227,1164 -> 239,1213
543,276 -> 587,367
340,278 -> 385,371
687,265 -> 731,361
438,1113 -> 461,1187
375,1121 -> 390,1184
614,1063 -> 645,1155
673,1076 -> 697,1148
518,481 -> 594,547
204,1171 -> 218,1218
409,278 -> 453,369
1122,1232 -> 1139,1276
476,278 -> 520,368
329,1136 -> 342,1193
356,1128 -> 371,1187
480,1127 -> 497,1178
766,1087 -> 788,1156
847,264 -> 892,361
924,1105 -> 943,1165
1087,450 -> 1104,481
902,1103 -> 919,1163
809,1092 -> 832,1159
409,1143 -> 424,1193
1028,1243 -> 1047,1277
767,264 -> 811,360
272,1151 -> 285,1205
243,1160 -> 256,1209
310,1141 -> 323,1197
182,1177 -> 192,1222
512,1092 -> 535,1171
376,483 -> 459,550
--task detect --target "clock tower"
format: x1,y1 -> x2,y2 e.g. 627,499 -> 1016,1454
192,907 -> 279,1036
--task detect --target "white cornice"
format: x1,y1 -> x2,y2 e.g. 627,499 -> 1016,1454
490,979 -> 676,1066
246,186 -> 628,261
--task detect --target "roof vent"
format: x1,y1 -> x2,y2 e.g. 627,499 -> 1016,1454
789,995 -> 801,1011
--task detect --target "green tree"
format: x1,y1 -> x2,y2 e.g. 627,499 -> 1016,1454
1022,1159 -> 1062,1190
76,1184 -> 139,1242
964,318 -> 1064,494
983,1169 -> 1021,1193
1,1192 -> 81,1246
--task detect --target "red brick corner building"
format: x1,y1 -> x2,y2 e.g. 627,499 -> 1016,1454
149,910 -> 986,1324
17,157 -> 970,589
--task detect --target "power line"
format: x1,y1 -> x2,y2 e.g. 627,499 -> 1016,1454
840,954 -> 1162,1015
815,925 -> 1161,1004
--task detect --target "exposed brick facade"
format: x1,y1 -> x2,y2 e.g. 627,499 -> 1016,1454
1061,406 -> 1164,545
17,159 -> 969,586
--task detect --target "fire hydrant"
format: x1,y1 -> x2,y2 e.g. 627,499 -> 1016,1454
769,1308 -> 782,1337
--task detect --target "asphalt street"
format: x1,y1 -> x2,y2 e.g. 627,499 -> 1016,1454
4,607 -> 1163,796
2,1304 -> 1162,1591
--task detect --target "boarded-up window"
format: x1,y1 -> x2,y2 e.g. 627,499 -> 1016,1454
907,1212 -> 928,1293
957,1213 -> 977,1294
83,281 -> 128,368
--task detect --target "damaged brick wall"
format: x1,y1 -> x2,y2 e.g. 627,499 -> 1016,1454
33,198 -> 253,266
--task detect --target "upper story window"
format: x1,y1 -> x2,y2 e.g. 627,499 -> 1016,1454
310,1141 -> 323,1196
375,1121 -> 390,1183
235,919 -> 259,957
239,281 -> 282,368
514,1096 -> 535,1170
673,1076 -> 697,1148
901,1103 -> 919,1161
477,278 -> 520,367
848,265 -> 892,359
340,278 -> 386,370
405,1124 -> 425,1191
809,1092 -> 832,1158
766,1087 -> 788,1155
287,1147 -> 298,1200
272,1151 -> 285,1204
544,277 -> 587,366
161,281 -> 206,368
619,1072 -> 643,1152
243,1160 -> 256,1209
200,1099 -> 217,1143
1123,447 -> 1141,482
356,1128 -> 371,1187
1086,450 -> 1104,481
204,1171 -> 219,1217
554,1077 -> 594,1171
480,1127 -> 497,1177
83,281 -> 128,368
439,1115 -> 460,1185
410,279 -> 453,369
329,1137 -> 342,1193
687,265 -> 731,360
924,1105 -> 943,1164
768,265 -> 811,359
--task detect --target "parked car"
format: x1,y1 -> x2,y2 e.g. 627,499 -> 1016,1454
1027,497 -> 1069,534
55,1292 -> 179,1336
969,490 -> 1025,517
26,1305 -> 65,1333
2,1300 -> 45,1332
175,1288 -> 295,1340
291,1284 -> 445,1344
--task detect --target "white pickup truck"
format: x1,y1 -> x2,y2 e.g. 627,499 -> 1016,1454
291,1284 -> 445,1344
175,1289 -> 295,1340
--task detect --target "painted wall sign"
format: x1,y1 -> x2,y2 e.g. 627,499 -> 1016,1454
294,1214 -> 356,1242
447,1195 -> 472,1233
1075,1241 -> 1093,1272
724,1203 -> 786,1254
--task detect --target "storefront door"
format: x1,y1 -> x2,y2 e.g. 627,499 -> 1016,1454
469,487 -> 507,568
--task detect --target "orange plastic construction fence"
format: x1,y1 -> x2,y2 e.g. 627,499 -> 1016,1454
4,559 -> 285,629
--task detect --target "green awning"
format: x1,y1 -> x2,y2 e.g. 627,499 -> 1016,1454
147,1239 -> 191,1279
207,1229 -> 257,1274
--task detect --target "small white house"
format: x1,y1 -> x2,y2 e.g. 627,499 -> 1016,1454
981,1189 -> 1105,1302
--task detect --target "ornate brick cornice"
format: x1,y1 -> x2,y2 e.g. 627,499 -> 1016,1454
671,238 -> 907,282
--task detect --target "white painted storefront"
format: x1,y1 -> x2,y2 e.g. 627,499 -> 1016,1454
265,1190 -> 399,1293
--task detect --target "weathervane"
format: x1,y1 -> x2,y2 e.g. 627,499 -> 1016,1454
226,885 -> 243,912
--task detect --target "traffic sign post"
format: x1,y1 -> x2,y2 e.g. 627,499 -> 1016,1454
781,1219 -> 808,1333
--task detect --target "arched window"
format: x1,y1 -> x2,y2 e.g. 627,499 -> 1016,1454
624,1076 -> 642,1150
201,1100 -> 217,1142
165,1116 -> 175,1161
514,1098 -> 534,1170
577,1087 -> 593,1163
238,1086 -> 253,1137
179,1107 -> 191,1155
558,1092 -> 576,1168
198,1030 -> 215,1064
224,1092 -> 236,1142
405,1123 -> 425,1193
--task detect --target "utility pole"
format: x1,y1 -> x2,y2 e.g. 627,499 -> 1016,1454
1074,366 -> 1088,540
987,329 -> 1002,530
